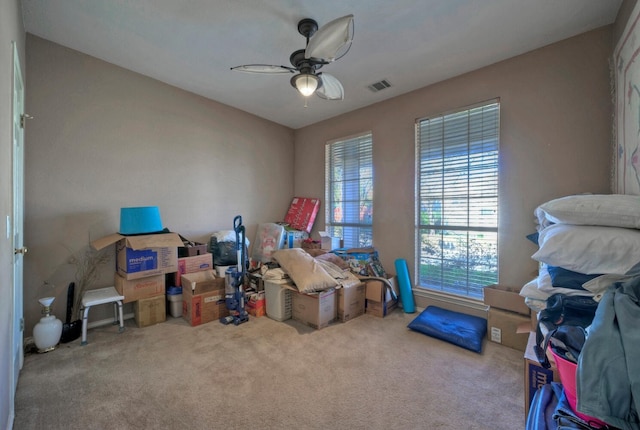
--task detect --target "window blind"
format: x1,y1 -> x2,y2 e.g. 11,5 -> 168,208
416,101 -> 499,299
325,132 -> 373,248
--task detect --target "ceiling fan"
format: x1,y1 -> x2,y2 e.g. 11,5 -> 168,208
231,14 -> 354,100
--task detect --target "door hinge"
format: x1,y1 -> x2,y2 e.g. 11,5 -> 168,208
20,318 -> 24,331
20,113 -> 33,129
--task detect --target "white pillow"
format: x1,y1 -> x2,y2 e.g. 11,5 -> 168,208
582,273 -> 630,300
520,278 -> 549,301
535,194 -> 640,229
272,248 -> 338,293
532,224 -> 640,275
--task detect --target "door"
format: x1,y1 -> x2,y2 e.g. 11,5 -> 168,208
11,41 -> 26,414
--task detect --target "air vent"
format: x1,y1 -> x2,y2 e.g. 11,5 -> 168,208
367,79 -> 392,92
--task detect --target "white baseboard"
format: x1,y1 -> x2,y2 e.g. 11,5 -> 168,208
413,288 -> 488,318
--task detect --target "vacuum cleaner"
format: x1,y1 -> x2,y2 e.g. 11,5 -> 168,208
220,215 -> 249,326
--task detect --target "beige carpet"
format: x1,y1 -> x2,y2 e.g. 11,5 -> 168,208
14,309 -> 525,430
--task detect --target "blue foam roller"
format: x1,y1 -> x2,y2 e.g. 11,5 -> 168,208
394,258 -> 416,313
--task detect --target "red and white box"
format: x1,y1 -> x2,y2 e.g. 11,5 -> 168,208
284,197 -> 320,233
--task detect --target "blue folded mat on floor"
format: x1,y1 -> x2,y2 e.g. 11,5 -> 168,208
407,306 -> 487,353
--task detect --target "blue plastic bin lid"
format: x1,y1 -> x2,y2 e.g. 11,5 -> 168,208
166,286 -> 182,295
119,206 -> 163,235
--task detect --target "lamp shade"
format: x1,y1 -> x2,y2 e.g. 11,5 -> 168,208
119,206 -> 163,235
291,73 -> 319,96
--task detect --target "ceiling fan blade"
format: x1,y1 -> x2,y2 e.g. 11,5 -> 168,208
316,73 -> 344,100
231,64 -> 295,74
305,14 -> 354,62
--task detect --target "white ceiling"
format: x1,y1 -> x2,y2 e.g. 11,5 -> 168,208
21,0 -> 622,129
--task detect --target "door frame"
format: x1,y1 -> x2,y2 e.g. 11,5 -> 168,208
10,40 -> 25,426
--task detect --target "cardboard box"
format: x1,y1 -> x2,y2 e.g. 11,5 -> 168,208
483,284 -> 530,315
319,232 -> 341,250
524,331 -> 559,418
301,239 -> 321,250
291,288 -> 337,329
246,291 -> 265,317
366,299 -> 398,318
178,242 -> 208,258
92,232 -> 183,280
181,270 -> 228,326
173,253 -> 214,287
247,272 -> 264,292
284,197 -> 320,233
114,272 -> 165,303
337,283 -> 366,322
134,295 -> 166,328
364,275 -> 399,317
181,270 -> 224,295
365,275 -> 398,302
283,228 -> 309,248
487,307 -> 530,351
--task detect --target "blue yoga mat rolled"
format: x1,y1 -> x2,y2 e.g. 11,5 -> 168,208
394,258 -> 415,313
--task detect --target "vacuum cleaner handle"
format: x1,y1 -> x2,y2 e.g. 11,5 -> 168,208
233,215 -> 245,274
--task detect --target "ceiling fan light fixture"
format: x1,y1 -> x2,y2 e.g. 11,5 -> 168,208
291,73 -> 319,97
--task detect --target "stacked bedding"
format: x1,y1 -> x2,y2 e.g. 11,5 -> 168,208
521,194 -> 640,311
262,247 -> 362,294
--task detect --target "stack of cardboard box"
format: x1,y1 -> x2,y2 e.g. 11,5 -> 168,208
92,230 -> 223,328
483,284 -> 533,351
92,232 -> 184,328
278,197 -> 320,249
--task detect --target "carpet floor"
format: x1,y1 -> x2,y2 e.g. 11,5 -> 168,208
14,309 -> 525,429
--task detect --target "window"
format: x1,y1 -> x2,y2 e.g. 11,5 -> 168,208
415,100 -> 499,299
325,132 -> 373,248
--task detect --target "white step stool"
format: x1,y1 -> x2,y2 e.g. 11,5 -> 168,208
80,286 -> 125,345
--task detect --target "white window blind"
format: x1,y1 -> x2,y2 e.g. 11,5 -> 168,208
416,100 -> 499,299
325,132 -> 373,248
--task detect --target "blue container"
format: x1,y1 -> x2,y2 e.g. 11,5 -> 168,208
166,286 -> 183,318
166,286 -> 182,296
119,206 -> 163,235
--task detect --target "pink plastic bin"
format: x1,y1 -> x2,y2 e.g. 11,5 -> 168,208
550,348 -> 608,428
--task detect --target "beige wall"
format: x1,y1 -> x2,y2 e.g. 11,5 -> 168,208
23,35 -> 294,335
293,26 -> 614,297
